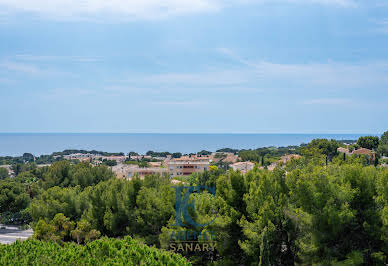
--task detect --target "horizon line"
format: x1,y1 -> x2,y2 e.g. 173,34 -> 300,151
0,132 -> 380,135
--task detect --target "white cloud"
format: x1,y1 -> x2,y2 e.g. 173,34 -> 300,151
0,61 -> 67,76
0,61 -> 45,75
289,0 -> 356,6
0,0 -> 219,20
153,100 -> 205,105
14,54 -> 101,62
0,0 -> 357,21
0,77 -> 13,83
143,70 -> 249,86
216,47 -> 388,89
303,98 -> 353,105
374,19 -> 388,34
123,59 -> 388,92
254,61 -> 388,88
43,88 -> 95,100
242,0 -> 356,7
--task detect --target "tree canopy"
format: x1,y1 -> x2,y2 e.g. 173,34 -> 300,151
0,236 -> 190,265
0,167 -> 8,180
357,136 -> 380,150
2,135 -> 388,265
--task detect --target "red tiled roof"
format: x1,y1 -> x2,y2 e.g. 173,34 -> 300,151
352,148 -> 374,155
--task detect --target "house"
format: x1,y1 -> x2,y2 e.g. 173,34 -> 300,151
337,147 -> 351,155
210,152 -> 238,164
267,163 -> 277,171
352,148 -> 376,162
279,154 -> 301,164
168,156 -> 210,177
267,154 -> 301,171
112,164 -> 138,179
127,167 -> 169,179
129,155 -> 152,160
230,162 -> 255,174
352,148 -> 374,155
101,155 -> 127,163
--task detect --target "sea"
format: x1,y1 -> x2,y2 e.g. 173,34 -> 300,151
0,133 -> 374,157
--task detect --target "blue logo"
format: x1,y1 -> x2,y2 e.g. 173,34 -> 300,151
172,186 -> 217,227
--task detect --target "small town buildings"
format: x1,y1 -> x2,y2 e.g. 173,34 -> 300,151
101,155 -> 127,163
149,162 -> 162,168
352,148 -> 375,161
0,165 -> 14,177
129,155 -> 152,160
63,153 -> 95,161
168,156 -> 210,177
127,167 -> 169,179
279,154 -> 301,164
337,147 -> 351,155
210,152 -> 238,164
230,161 -> 255,174
267,154 -> 301,171
111,164 -> 138,179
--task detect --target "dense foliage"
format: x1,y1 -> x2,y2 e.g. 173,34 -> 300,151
0,236 -> 190,265
52,149 -> 124,156
0,168 -> 8,180
238,145 -> 302,165
2,132 -> 388,265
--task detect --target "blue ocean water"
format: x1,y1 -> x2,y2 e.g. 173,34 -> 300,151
0,133 -> 371,157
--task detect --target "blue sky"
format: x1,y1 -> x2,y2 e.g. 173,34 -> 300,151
0,0 -> 387,134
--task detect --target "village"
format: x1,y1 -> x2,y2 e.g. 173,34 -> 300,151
1,144 -> 384,183
58,151 -> 304,181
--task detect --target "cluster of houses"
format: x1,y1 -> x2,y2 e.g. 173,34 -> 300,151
110,152 -> 304,179
112,153 -> 239,179
45,151 -> 307,179
7,147 -> 379,181
337,147 -> 376,162
62,153 -> 127,163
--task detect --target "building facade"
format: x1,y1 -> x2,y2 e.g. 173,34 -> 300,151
230,161 -> 255,174
168,156 -> 210,177
127,167 -> 169,179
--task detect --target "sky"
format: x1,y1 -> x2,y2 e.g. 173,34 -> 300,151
0,0 -> 387,134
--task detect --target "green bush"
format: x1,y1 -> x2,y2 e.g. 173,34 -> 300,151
0,236 -> 191,265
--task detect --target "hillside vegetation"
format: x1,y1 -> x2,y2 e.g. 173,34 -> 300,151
0,236 -> 190,266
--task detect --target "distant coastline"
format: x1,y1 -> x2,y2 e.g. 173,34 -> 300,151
0,133 -> 375,157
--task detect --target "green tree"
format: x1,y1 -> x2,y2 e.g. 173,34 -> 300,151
11,163 -> 37,176
380,131 -> 388,146
0,167 -> 8,180
239,169 -> 298,265
102,159 -> 117,166
23,153 -> 35,162
378,131 -> 388,157
378,145 -> 388,157
29,186 -> 85,223
71,219 -> 101,244
0,237 -> 191,265
357,136 -> 380,150
84,178 -> 138,237
307,139 -> 339,160
287,164 -> 384,264
135,185 -> 175,245
239,150 -> 260,162
172,152 -> 182,158
197,150 -> 211,156
0,181 -> 30,214
41,161 -> 113,189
